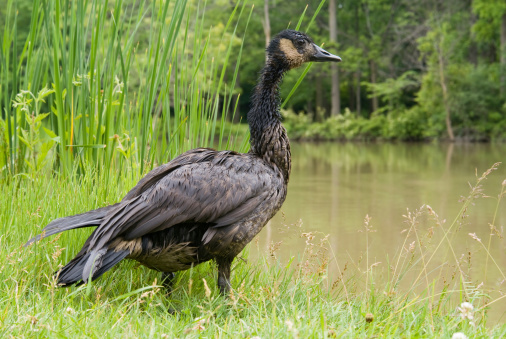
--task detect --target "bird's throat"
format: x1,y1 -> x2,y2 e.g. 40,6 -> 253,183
247,62 -> 291,182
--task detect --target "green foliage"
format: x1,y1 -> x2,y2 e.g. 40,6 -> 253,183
282,108 -> 431,141
385,106 -> 429,140
11,87 -> 56,173
472,0 -> 506,41
3,0 -> 505,150
0,0 -> 253,180
416,59 -> 505,141
294,0 -> 505,141
364,71 -> 420,115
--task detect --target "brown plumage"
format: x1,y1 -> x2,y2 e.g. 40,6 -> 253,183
25,30 -> 341,294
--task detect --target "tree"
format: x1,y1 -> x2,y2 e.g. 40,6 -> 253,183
263,0 -> 271,49
329,0 -> 341,115
472,0 -> 506,97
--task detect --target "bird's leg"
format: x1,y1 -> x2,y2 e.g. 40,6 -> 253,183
161,272 -> 179,314
161,272 -> 176,294
216,258 -> 232,295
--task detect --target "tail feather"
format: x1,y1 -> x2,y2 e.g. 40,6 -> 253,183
56,248 -> 129,286
88,250 -> 130,281
24,204 -> 118,247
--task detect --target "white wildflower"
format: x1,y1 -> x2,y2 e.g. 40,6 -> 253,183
284,319 -> 298,338
457,302 -> 474,321
451,332 -> 468,339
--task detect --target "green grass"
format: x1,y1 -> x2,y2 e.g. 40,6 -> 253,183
1,164 -> 506,338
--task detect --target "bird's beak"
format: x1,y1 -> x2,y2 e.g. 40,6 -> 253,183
311,44 -> 341,62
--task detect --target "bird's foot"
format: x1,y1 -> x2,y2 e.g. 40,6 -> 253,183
216,257 -> 232,296
161,272 -> 176,295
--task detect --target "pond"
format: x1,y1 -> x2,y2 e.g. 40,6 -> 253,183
251,142 -> 506,321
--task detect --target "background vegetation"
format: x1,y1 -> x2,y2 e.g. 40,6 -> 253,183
2,1 -> 506,180
178,0 -> 506,142
263,0 -> 506,142
1,0 -> 254,179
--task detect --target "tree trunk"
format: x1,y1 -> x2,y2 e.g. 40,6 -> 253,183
469,9 -> 478,66
501,13 -> 506,97
369,60 -> 378,113
329,0 -> 341,115
307,75 -> 314,119
355,70 -> 361,116
263,0 -> 271,51
348,76 -> 355,112
315,74 -> 323,121
437,42 -> 454,141
355,0 -> 361,117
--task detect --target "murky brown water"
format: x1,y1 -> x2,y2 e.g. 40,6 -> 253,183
251,142 -> 506,321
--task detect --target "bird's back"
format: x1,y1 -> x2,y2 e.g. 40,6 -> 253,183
106,148 -> 287,272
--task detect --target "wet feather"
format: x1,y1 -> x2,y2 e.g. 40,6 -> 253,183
24,30 -> 341,293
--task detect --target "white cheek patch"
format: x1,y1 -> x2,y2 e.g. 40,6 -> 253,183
279,38 -> 305,68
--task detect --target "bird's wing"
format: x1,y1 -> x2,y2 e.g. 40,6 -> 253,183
88,149 -> 278,250
121,148 -> 219,201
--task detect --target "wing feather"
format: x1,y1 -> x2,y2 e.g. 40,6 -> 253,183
88,149 -> 277,250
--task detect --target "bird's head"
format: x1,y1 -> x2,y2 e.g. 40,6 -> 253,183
266,30 -> 341,69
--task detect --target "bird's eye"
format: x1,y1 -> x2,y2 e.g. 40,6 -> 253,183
296,39 -> 305,47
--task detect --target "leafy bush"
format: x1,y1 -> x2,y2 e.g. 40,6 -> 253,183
281,108 -> 430,141
385,107 -> 430,141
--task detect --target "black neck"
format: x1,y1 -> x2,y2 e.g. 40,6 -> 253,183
247,61 -> 291,182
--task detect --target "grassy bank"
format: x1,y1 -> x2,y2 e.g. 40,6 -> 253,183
1,165 -> 505,338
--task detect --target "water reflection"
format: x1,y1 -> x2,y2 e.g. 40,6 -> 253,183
252,142 -> 506,320
258,143 -> 504,247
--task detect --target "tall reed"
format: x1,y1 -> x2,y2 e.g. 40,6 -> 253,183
1,0 -> 252,182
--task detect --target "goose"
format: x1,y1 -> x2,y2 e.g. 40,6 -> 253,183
25,29 -> 341,294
